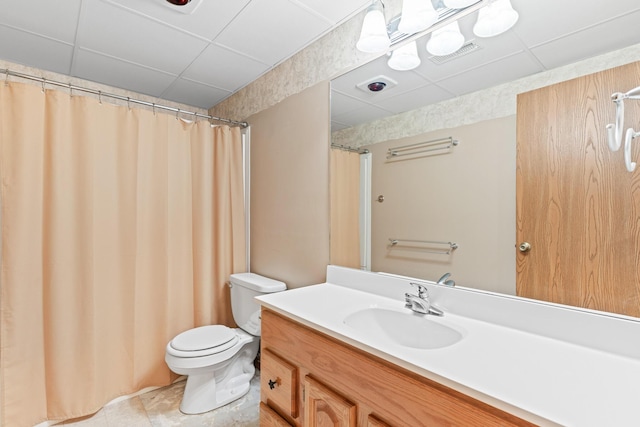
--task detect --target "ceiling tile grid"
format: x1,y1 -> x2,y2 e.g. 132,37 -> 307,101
0,0 -> 370,109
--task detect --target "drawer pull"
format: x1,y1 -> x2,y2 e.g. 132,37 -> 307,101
268,378 -> 280,390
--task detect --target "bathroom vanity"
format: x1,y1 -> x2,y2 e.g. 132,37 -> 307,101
256,266 -> 640,426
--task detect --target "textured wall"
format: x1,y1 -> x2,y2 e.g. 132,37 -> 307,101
333,42 -> 640,148
208,1 -> 402,122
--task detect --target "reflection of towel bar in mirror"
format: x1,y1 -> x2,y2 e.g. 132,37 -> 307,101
389,238 -> 458,255
387,136 -> 459,160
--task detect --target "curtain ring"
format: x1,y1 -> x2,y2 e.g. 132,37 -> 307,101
176,108 -> 180,120
127,97 -> 131,110
41,78 -> 46,93
192,111 -> 198,121
152,103 -> 156,115
69,82 -> 73,97
4,69 -> 9,86
98,91 -> 103,104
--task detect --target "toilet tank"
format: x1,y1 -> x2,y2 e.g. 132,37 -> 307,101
229,273 -> 286,336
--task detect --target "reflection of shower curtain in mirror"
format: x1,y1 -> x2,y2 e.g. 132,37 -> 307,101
0,82 -> 246,426
330,148 -> 360,268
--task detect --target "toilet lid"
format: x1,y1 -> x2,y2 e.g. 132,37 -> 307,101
171,325 -> 237,353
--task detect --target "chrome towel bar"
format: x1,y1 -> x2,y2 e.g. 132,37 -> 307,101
389,238 -> 458,255
387,137 -> 458,160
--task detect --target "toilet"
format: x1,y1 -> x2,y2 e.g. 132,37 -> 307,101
165,272 -> 286,414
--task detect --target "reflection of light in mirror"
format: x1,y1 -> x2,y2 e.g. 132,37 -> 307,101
427,21 -> 465,56
387,41 -> 422,71
473,0 -> 519,37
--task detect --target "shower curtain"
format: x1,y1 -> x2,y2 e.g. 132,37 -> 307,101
0,82 -> 246,426
330,148 -> 360,268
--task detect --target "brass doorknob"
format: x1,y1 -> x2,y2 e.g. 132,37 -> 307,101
518,242 -> 531,252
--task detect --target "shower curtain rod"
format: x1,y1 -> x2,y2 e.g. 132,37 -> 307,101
2,68 -> 248,128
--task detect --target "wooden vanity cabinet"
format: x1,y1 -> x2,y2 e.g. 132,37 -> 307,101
260,308 -> 536,427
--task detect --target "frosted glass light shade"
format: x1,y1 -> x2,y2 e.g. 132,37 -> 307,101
473,0 -> 519,37
356,0 -> 390,53
388,41 -> 421,71
426,21 -> 465,56
398,0 -> 438,34
443,0 -> 478,8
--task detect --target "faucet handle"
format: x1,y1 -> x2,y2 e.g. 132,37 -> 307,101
410,282 -> 428,299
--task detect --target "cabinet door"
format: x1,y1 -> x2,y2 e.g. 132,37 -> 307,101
367,415 -> 391,427
261,402 -> 294,427
304,375 -> 356,427
261,349 -> 299,419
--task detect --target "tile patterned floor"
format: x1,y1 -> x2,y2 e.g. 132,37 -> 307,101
60,373 -> 260,427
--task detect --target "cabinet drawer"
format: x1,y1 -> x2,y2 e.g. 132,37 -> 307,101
260,402 -> 294,427
261,348 -> 299,419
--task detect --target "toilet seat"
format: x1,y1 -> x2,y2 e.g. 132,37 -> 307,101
168,325 -> 239,358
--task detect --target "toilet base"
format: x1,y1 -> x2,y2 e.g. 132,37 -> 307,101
176,339 -> 259,414
180,368 -> 254,414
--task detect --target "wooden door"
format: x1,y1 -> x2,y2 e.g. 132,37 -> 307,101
304,375 -> 356,427
516,61 -> 640,317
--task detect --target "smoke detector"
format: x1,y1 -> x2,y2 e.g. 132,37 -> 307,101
356,75 -> 398,94
162,0 -> 202,14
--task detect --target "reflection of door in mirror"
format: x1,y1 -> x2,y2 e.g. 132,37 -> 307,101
516,61 -> 640,318
330,148 -> 361,269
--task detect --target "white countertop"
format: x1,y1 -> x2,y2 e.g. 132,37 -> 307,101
256,266 -> 640,427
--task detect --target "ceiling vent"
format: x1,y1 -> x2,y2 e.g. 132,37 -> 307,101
428,40 -> 481,65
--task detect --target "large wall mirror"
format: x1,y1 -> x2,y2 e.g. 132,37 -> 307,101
329,0 -> 640,318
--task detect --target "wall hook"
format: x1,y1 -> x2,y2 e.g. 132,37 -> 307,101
624,127 -> 639,172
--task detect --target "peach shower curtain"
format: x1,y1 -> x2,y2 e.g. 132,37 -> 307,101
330,148 -> 360,268
0,82 -> 246,426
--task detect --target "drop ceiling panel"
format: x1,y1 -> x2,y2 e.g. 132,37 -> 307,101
294,0 -> 370,24
106,0 -> 251,41
413,15 -> 527,83
332,55 -> 430,102
331,91 -> 372,117
511,0 -> 640,47
0,0 -> 82,43
182,44 -> 270,91
214,0 -> 332,65
0,26 -> 74,75
530,9 -> 640,70
435,51 -> 543,96
381,84 -> 455,114
77,0 -> 209,74
74,49 -> 178,97
162,78 -> 232,110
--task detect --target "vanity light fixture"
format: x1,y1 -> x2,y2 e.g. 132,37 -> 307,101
356,0 -> 520,67
426,21 -> 465,56
398,0 -> 438,34
356,0 -> 391,53
473,0 -> 519,37
387,40 -> 421,71
443,0 -> 478,8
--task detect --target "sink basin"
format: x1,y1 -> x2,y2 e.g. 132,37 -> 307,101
343,307 -> 463,350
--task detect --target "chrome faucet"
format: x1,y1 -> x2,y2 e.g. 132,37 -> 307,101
436,272 -> 455,287
404,283 -> 443,316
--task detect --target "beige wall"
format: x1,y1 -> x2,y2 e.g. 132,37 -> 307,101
247,82 -> 331,288
368,116 -> 516,295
